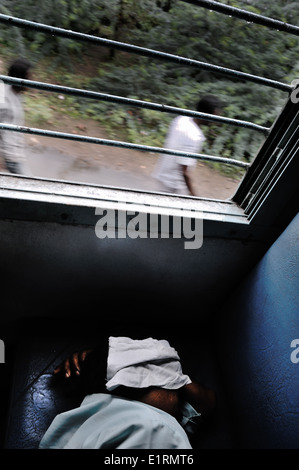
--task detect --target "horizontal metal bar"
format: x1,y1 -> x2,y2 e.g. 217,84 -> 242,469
0,75 -> 270,134
0,122 -> 250,168
181,0 -> 299,37
0,13 -> 291,92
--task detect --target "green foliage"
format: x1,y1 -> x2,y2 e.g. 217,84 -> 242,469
0,0 -> 120,61
24,94 -> 55,126
1,0 -> 299,177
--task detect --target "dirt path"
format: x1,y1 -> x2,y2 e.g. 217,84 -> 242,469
21,115 -> 241,199
0,56 -> 241,199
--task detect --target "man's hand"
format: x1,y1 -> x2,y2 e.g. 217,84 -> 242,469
54,349 -> 92,379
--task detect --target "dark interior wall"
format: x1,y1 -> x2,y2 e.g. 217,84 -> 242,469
0,203 -> 264,448
218,213 -> 299,449
0,216 -> 264,327
0,190 -> 282,449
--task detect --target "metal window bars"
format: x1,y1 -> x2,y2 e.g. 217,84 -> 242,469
0,1 -> 296,171
181,0 -> 299,37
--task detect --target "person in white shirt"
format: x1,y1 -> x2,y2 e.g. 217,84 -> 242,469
40,336 -> 216,449
0,58 -> 33,175
153,95 -> 223,196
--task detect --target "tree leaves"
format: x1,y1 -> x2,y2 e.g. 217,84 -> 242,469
2,0 -> 299,171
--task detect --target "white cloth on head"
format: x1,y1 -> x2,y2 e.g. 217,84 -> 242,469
106,336 -> 191,391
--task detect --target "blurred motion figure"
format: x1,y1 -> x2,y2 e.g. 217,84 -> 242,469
153,95 -> 223,196
0,58 -> 33,175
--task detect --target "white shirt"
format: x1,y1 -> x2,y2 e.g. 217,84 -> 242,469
153,115 -> 205,193
0,84 -> 26,164
39,393 -> 193,449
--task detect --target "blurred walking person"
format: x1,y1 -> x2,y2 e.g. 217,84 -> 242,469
0,58 -> 33,175
153,95 -> 223,196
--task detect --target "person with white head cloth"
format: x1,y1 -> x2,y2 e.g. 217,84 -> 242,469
39,335 -> 216,449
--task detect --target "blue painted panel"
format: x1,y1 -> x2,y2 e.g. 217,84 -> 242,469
220,213 -> 299,448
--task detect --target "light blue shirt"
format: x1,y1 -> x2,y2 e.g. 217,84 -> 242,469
39,393 -> 195,449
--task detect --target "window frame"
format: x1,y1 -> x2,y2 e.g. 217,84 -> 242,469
233,89 -> 299,239
0,90 -> 297,247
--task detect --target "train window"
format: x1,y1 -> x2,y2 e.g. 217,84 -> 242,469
0,2 -> 298,241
